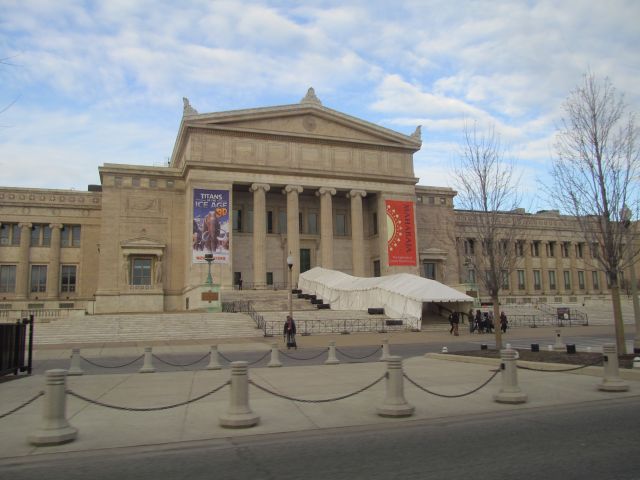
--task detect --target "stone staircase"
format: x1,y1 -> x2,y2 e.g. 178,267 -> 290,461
33,312 -> 260,345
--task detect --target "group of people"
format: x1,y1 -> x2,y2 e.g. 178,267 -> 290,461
467,309 -> 508,334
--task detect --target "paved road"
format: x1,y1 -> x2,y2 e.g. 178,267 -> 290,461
2,396 -> 638,480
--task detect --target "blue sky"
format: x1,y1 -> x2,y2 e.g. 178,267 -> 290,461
1,0 -> 638,211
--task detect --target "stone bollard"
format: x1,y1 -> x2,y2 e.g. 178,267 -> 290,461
597,344 -> 629,392
634,357 -> 640,369
380,338 -> 391,362
553,329 -> 565,351
67,348 -> 84,376
219,361 -> 259,428
325,341 -> 340,365
28,369 -> 78,445
267,343 -> 282,367
138,346 -> 155,373
206,345 -> 222,370
494,348 -> 527,404
441,346 -> 448,353
377,356 -> 414,417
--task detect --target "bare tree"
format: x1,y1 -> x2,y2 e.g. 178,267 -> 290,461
546,72 -> 640,354
453,121 -> 523,349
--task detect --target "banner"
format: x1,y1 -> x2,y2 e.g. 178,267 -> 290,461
386,200 -> 417,266
192,189 -> 230,264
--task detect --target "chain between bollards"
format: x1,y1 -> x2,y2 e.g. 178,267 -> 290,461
80,354 -> 145,369
335,346 -> 382,360
279,348 -> 329,361
403,370 -> 500,398
152,352 -> 211,367
516,357 -> 604,372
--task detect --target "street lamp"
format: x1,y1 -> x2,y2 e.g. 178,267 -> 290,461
287,254 -> 294,320
621,207 -> 640,353
204,253 -> 213,286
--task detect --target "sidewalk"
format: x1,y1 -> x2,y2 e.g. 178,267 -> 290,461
1,341 -> 638,460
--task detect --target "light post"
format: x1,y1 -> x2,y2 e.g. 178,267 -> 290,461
204,253 -> 213,286
287,254 -> 294,319
621,207 -> 640,353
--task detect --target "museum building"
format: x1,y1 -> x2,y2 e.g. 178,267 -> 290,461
0,89 -> 630,315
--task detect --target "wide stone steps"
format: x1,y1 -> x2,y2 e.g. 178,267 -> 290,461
33,312 -> 260,345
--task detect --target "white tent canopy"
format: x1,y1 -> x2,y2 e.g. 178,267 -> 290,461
298,267 -> 474,330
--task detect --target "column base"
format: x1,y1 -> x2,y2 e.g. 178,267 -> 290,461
377,403 -> 415,417
29,425 -> 77,446
219,412 -> 260,428
494,391 -> 528,404
597,379 -> 629,392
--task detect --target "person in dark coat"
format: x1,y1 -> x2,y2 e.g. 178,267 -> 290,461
500,311 -> 508,333
451,311 -> 460,336
283,315 -> 297,349
475,309 -> 483,334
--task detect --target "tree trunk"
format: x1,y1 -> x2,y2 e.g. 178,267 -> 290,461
492,294 -> 502,350
610,285 -> 627,354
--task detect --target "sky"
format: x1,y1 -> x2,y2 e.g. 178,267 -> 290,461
1,0 -> 639,212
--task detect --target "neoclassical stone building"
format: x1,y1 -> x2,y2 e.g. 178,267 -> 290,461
0,89 -> 632,314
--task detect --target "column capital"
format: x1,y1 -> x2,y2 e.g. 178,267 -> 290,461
347,189 -> 367,199
250,183 -> 270,193
316,187 -> 336,197
49,223 -> 63,230
283,185 -> 303,195
19,222 -> 32,229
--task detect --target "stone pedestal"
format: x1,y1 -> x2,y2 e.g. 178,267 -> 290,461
598,343 -> 629,392
68,348 -> 84,376
219,362 -> 259,428
377,356 -> 414,417
28,370 -> 77,446
325,341 -> 340,365
553,329 -> 565,351
139,346 -> 155,373
207,345 -> 222,370
494,348 -> 527,404
198,283 -> 222,313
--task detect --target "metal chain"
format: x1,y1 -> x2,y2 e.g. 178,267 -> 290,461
80,354 -> 144,369
218,350 -> 271,366
217,351 -> 233,363
403,370 -> 500,398
152,352 -> 210,367
248,373 -> 386,403
335,346 -> 382,360
66,380 -> 230,412
279,348 -> 329,361
516,357 -> 604,372
0,391 -> 44,419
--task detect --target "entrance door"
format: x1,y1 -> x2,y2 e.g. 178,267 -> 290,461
300,249 -> 311,273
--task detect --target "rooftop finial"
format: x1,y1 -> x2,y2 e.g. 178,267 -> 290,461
411,125 -> 422,141
182,97 -> 198,116
300,87 -> 322,106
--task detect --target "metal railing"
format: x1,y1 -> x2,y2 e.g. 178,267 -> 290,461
0,316 -> 33,376
505,314 -> 586,328
0,308 -> 81,319
262,318 -> 409,336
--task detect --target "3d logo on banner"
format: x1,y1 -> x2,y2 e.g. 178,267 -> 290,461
192,189 -> 230,264
386,200 -> 417,266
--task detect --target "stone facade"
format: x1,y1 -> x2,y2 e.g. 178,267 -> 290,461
0,90 -> 632,314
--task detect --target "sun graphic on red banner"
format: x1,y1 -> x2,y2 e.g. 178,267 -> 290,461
386,204 -> 404,252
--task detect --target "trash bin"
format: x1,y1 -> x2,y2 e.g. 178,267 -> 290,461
531,343 -> 539,352
480,344 -> 488,350
566,344 -> 576,354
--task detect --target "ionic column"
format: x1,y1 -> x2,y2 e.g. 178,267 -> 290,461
284,185 -> 303,286
250,183 -> 270,289
348,190 -> 367,277
48,224 -> 63,299
15,222 -> 32,299
524,241 -> 533,296
316,187 -> 336,269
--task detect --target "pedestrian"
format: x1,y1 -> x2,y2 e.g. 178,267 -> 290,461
486,312 -> 494,333
469,309 -> 475,333
500,311 -> 508,333
474,310 -> 482,334
283,315 -> 297,349
451,311 -> 460,336
448,312 -> 454,334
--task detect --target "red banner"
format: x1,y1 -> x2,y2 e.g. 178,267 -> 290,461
386,200 -> 417,266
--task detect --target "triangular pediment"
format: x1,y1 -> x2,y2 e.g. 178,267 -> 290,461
120,236 -> 166,249
184,104 -> 421,150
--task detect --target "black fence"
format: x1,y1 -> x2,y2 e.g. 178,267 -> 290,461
0,316 -> 34,377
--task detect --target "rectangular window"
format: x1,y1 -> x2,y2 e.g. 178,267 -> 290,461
591,243 -> 600,259
30,225 -> 41,247
533,270 -> 541,290
61,225 -> 81,247
131,258 -> 152,286
372,212 -> 378,235
233,209 -> 242,232
149,178 -> 158,188
532,241 -> 540,257
0,265 -> 16,293
428,197 -> 434,205
464,239 -> 475,255
336,213 -> 347,236
0,224 -> 10,245
468,269 -> 476,284
11,225 -> 20,245
501,270 -> 509,289
30,265 -> 47,293
278,210 -> 287,234
132,177 -> 140,187
308,212 -> 318,235
516,241 -> 524,257
424,262 -> 436,280
561,242 -> 570,258
267,211 -> 273,234
42,225 -> 51,246
61,265 -> 77,293
547,242 -> 556,257
373,260 -> 381,277
578,271 -> 585,290
592,271 -> 600,289
564,270 -> 571,290
517,270 -> 525,290
549,271 -> 557,290
266,272 -> 273,286
576,243 -> 583,258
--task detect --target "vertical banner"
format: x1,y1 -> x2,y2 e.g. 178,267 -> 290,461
192,189 -> 230,264
386,200 -> 417,266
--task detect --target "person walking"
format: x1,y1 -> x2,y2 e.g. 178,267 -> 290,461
451,311 -> 460,336
475,309 -> 483,334
500,311 -> 508,333
283,315 -> 297,349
